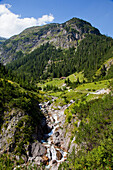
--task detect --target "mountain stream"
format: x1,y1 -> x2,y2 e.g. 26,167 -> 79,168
39,100 -> 69,169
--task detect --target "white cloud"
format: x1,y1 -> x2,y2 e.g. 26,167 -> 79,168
0,4 -> 54,38
37,14 -> 54,26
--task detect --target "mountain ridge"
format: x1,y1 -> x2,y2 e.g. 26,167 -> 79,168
0,17 -> 100,64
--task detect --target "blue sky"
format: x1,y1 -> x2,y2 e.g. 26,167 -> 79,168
0,0 -> 113,38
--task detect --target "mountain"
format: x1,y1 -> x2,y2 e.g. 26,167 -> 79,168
5,34 -> 113,84
1,17 -> 113,84
0,17 -> 100,64
0,17 -> 113,169
0,17 -> 112,84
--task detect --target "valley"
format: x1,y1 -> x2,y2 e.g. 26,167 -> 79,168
0,17 -> 113,169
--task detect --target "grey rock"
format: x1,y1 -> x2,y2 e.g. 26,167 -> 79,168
34,156 -> 43,164
31,142 -> 46,157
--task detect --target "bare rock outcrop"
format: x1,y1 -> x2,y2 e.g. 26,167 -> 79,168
31,141 -> 47,157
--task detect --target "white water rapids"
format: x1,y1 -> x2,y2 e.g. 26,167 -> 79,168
40,102 -> 68,169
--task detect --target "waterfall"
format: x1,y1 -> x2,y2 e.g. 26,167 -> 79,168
51,145 -> 57,160
47,147 -> 52,160
40,101 -> 68,169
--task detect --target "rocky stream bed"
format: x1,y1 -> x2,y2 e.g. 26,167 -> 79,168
39,100 -> 69,169
30,97 -> 76,170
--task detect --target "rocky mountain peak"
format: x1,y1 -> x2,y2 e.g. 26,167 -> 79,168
0,17 -> 100,64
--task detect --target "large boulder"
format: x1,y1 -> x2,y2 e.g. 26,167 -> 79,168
31,141 -> 46,157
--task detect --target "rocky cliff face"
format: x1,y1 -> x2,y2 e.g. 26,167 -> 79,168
0,17 -> 100,64
0,107 -> 50,163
